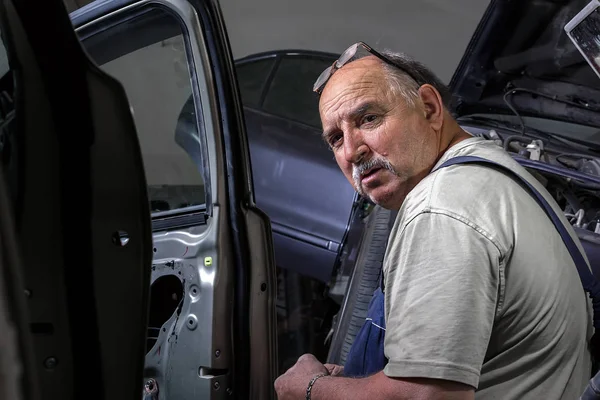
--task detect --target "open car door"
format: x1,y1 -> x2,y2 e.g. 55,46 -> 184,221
0,0 -> 277,398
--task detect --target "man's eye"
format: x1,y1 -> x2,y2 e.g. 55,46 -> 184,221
329,134 -> 343,147
361,114 -> 378,125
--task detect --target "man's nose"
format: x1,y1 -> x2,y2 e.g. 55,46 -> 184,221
343,132 -> 368,164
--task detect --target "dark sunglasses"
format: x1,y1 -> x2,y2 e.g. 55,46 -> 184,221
312,41 -> 421,95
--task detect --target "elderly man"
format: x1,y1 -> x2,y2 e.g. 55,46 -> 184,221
274,42 -> 594,399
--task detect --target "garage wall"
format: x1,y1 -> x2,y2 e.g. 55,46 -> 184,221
219,0 -> 491,83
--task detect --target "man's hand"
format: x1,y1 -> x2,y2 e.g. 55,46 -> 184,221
274,354 -> 329,399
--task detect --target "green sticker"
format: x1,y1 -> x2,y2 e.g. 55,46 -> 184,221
204,256 -> 213,266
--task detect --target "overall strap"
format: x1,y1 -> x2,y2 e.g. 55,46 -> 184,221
435,155 -> 600,332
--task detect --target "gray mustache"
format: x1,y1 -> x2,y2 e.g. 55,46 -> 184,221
352,157 -> 396,183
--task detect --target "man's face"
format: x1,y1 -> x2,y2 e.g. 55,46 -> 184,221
318,56 -> 442,209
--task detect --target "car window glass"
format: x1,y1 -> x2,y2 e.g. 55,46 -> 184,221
81,8 -> 205,214
235,58 -> 275,108
262,56 -> 333,128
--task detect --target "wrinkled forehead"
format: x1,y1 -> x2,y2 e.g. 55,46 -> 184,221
318,57 -> 391,123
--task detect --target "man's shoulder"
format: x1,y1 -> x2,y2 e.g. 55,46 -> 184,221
394,138 -> 532,252
401,138 -> 520,219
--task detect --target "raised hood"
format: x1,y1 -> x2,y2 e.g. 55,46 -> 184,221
450,0 -> 600,134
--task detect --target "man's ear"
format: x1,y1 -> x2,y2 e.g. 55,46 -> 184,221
418,84 -> 444,130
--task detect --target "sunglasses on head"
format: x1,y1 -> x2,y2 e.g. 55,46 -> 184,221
312,41 -> 421,95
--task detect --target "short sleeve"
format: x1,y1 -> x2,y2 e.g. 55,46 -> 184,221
383,211 -> 502,388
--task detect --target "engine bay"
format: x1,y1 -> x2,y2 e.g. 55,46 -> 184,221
463,122 -> 600,261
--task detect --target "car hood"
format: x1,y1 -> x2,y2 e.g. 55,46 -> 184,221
449,0 -> 600,140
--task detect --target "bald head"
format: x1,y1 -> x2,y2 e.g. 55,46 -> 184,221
320,56 -> 409,105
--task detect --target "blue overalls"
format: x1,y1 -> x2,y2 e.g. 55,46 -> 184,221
342,156 -> 600,390
343,281 -> 387,377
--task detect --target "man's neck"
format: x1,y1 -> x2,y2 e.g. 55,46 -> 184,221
386,121 -> 472,211
447,128 -> 472,149
436,120 -> 472,164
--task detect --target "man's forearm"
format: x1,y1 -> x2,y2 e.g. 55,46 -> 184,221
309,372 -> 392,400
309,376 -> 371,400
307,371 -> 473,400
272,354 -> 473,400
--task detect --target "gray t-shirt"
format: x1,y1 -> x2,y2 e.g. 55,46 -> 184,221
382,136 -> 593,399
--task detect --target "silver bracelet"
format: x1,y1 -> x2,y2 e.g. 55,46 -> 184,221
306,373 -> 328,400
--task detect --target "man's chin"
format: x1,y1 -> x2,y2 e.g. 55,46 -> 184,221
362,183 -> 404,210
365,193 -> 397,209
